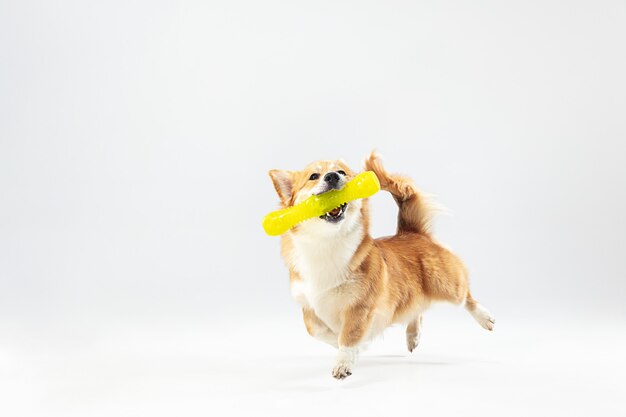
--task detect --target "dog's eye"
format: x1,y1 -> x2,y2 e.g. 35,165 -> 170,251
309,173 -> 320,180
337,170 -> 346,176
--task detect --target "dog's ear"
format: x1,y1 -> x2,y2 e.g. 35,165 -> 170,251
268,169 -> 295,204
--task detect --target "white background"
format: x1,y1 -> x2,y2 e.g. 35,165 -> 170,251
1,1 -> 625,416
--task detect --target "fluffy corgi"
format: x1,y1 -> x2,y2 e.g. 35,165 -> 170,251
268,151 -> 494,379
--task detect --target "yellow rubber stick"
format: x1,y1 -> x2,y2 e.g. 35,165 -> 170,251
263,171 -> 380,236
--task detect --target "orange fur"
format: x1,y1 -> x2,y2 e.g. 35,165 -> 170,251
268,151 -> 494,379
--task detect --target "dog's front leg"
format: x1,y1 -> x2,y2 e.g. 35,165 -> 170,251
302,308 -> 338,348
332,303 -> 373,379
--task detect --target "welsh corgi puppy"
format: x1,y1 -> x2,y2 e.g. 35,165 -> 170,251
268,152 -> 494,379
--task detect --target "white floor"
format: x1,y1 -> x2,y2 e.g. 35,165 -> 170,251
2,311 -> 625,417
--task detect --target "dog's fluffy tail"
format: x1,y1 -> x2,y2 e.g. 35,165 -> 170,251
364,151 -> 440,236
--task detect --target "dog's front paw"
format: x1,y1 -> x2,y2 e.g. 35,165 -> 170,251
332,346 -> 358,379
332,361 -> 352,379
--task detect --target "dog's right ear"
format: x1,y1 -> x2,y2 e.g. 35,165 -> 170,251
268,170 -> 295,204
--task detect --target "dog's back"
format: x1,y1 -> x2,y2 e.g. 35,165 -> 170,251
364,152 -> 491,326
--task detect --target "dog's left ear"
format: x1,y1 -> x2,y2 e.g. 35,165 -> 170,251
268,170 -> 295,204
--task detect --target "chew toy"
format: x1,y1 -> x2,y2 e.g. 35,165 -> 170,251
263,171 -> 380,236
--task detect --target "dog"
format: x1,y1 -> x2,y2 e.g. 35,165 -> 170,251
268,151 -> 494,379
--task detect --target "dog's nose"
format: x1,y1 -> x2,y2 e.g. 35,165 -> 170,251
324,172 -> 340,185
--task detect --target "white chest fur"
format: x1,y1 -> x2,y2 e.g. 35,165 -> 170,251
289,219 -> 364,331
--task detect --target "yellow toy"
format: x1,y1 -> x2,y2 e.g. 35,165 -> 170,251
263,171 -> 380,236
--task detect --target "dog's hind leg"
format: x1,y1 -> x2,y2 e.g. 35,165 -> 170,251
406,314 -> 423,352
465,292 -> 495,331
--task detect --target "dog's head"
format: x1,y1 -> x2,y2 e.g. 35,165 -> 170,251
269,159 -> 365,236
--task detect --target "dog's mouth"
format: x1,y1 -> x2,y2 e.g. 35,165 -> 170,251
320,203 -> 347,223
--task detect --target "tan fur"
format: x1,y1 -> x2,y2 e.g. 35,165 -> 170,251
268,151 -> 494,379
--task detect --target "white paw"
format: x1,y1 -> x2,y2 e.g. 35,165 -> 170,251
472,304 -> 495,331
407,333 -> 420,352
332,361 -> 352,379
332,347 -> 358,379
